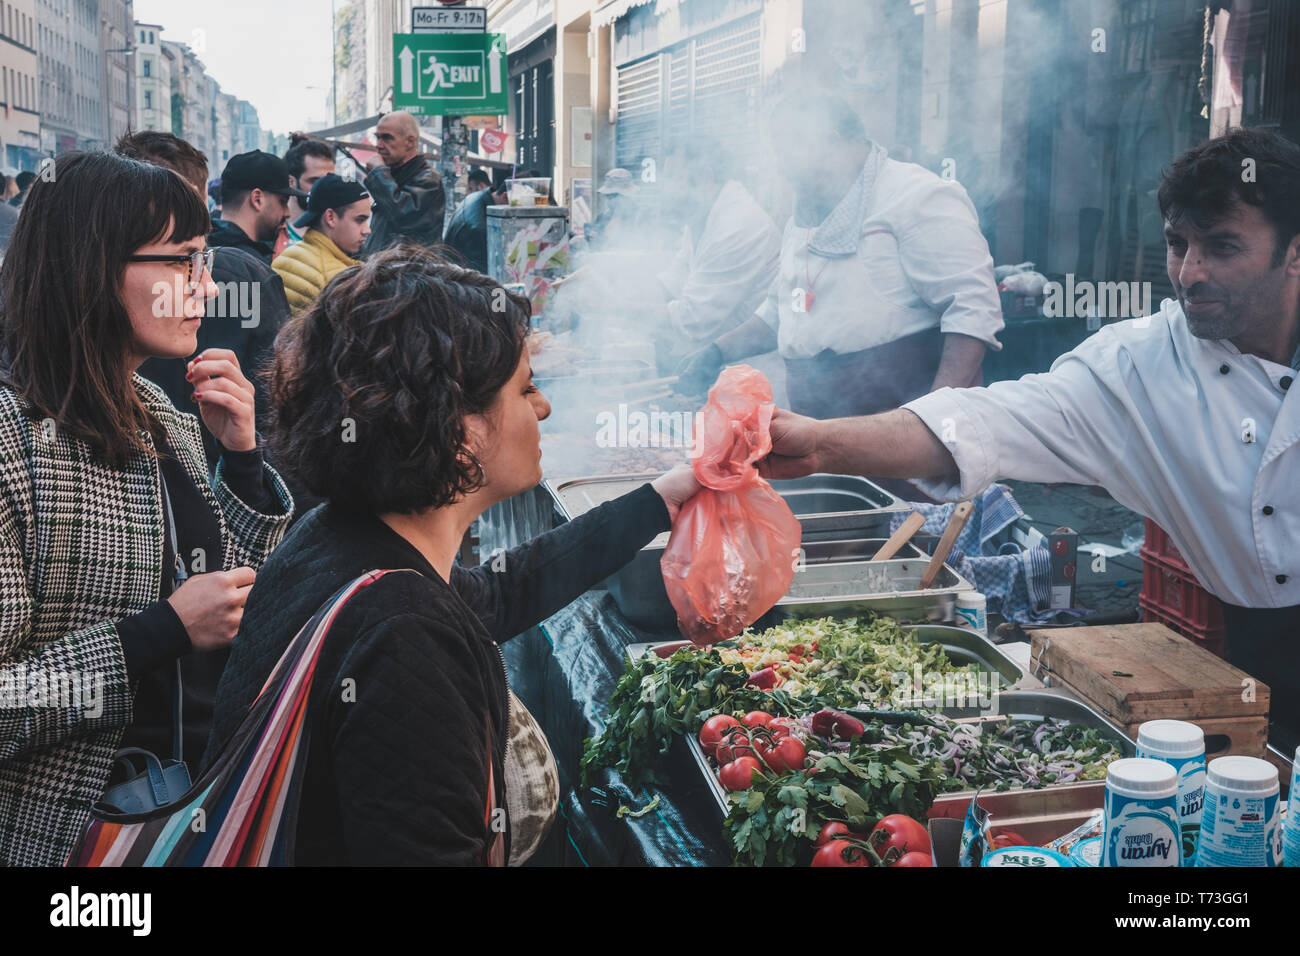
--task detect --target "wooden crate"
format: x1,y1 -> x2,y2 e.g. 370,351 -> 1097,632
1028,623 -> 1270,759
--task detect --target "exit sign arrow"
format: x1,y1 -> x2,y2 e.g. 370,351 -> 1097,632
399,45 -> 415,94
487,42 -> 502,94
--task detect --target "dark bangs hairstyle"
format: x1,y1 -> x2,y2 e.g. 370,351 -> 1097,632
1158,126 -> 1300,266
0,151 -> 211,468
268,244 -> 530,514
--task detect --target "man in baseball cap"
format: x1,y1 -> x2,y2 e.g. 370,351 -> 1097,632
273,173 -> 372,312
591,167 -> 641,248
209,150 -> 308,265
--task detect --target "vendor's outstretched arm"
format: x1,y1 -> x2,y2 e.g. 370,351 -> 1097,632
760,407 -> 957,484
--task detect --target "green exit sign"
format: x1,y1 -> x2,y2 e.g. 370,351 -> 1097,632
392,32 -> 508,117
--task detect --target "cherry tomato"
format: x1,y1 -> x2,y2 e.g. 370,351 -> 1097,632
758,735 -> 806,774
698,715 -> 741,758
768,717 -> 796,739
814,821 -> 859,847
869,814 -> 932,860
811,839 -> 871,867
891,851 -> 933,867
718,756 -> 763,791
741,711 -> 774,728
715,728 -> 756,764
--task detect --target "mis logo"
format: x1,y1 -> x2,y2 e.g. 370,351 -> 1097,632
419,50 -> 486,99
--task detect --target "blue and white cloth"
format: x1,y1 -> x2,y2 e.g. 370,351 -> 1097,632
889,484 -> 1087,626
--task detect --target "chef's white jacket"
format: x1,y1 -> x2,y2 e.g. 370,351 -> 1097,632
904,298 -> 1300,608
657,180 -> 780,343
755,158 -> 1004,359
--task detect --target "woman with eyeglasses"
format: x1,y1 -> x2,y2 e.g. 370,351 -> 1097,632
0,151 -> 293,866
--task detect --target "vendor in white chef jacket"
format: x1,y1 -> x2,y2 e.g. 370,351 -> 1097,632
653,138 -> 781,365
675,90 -> 1004,418
758,127 -> 1300,748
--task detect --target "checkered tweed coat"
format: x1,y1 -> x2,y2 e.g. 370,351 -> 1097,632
0,374 -> 293,866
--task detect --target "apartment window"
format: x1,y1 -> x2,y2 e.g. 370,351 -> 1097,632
145,90 -> 151,109
149,31 -> 154,44
143,57 -> 150,78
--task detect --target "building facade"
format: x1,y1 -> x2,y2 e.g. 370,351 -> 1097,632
236,97 -> 259,153
489,0 -> 557,175
37,0 -> 86,152
98,0 -> 131,145
133,21 -> 169,131
363,0 -> 409,116
335,0 -> 366,123
0,0 -> 40,171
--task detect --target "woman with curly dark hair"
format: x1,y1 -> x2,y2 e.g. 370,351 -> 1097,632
207,244 -> 699,865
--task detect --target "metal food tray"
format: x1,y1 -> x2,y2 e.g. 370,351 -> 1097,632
926,690 -> 1137,845
627,630 -> 1045,819
545,473 -> 903,543
626,624 -> 1024,689
766,559 -> 974,627
545,474 -> 908,629
661,682 -> 1134,824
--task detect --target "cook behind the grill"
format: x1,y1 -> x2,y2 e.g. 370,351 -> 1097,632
757,127 -> 1300,751
674,88 -> 1004,421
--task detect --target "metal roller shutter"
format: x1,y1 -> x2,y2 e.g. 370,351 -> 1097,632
689,15 -> 762,158
615,54 -> 663,171
614,12 -> 762,173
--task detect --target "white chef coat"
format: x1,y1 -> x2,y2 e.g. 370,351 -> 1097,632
754,158 -> 1004,359
904,297 -> 1300,608
657,180 -> 781,343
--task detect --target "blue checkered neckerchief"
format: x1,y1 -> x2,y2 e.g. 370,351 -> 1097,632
806,142 -> 888,259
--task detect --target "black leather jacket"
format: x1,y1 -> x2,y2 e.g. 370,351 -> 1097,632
363,155 -> 445,254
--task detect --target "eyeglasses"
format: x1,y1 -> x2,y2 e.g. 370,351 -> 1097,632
126,249 -> 215,285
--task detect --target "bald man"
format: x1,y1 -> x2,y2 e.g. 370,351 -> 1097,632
362,110 -> 445,254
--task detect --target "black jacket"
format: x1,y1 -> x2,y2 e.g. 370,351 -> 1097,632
363,155 -> 445,254
207,218 -> 275,266
205,484 -> 670,865
443,189 -> 492,273
139,246 -> 292,471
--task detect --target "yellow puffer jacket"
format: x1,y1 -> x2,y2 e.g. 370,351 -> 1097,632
272,228 -> 361,313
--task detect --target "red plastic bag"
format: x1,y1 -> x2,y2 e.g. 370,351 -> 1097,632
661,366 -> 802,645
